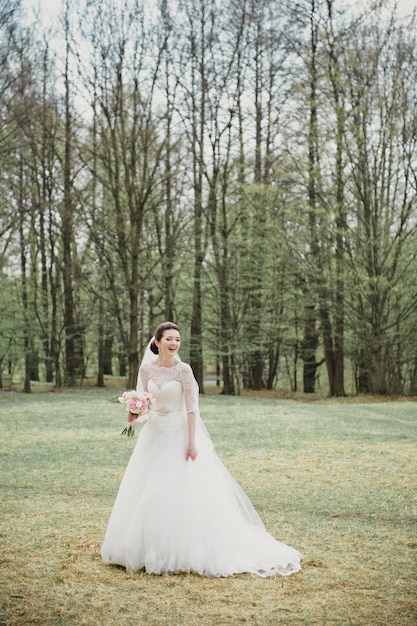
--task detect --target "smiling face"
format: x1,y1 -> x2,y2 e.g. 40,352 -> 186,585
155,328 -> 181,358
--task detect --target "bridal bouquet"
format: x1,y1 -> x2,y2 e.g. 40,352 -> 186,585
118,390 -> 153,437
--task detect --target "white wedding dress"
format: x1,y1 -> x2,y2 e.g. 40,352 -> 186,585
101,361 -> 302,577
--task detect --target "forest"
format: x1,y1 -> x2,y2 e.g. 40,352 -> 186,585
0,0 -> 416,396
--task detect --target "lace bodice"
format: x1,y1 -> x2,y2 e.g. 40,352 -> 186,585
139,361 -> 199,415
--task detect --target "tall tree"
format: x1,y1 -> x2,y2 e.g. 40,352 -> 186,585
61,0 -> 76,385
79,0 -> 168,388
322,0 -> 348,395
286,0 -> 349,395
178,0 -> 216,390
345,6 -> 417,393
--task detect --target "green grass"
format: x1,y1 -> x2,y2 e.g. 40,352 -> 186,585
1,389 -> 416,625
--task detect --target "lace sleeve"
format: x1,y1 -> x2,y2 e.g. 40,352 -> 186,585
180,363 -> 199,415
139,365 -> 149,392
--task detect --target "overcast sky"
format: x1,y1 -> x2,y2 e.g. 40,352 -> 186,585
22,0 -> 417,25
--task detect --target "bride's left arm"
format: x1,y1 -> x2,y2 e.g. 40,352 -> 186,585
182,364 -> 199,461
186,413 -> 198,461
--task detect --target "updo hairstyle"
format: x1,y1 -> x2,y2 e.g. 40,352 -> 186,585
150,321 -> 180,354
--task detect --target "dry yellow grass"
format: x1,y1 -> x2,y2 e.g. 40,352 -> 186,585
1,390 -> 416,625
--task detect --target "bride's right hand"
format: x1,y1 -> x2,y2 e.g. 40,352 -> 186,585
128,411 -> 137,424
186,443 -> 198,461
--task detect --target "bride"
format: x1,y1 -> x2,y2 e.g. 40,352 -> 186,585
101,321 -> 303,577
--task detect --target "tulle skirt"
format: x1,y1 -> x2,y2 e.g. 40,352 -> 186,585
101,411 -> 302,577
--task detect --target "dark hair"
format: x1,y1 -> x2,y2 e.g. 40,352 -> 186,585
150,321 -> 180,354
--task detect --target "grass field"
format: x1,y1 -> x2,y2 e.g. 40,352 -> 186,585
1,388 -> 416,625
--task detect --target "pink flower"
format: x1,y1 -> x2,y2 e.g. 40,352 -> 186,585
118,390 -> 154,437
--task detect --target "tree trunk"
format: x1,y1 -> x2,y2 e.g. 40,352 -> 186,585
162,61 -> 175,322
327,1 -> 346,396
103,331 -> 113,376
409,356 -> 417,396
302,303 -> 320,393
247,18 -> 264,392
96,297 -> 105,387
188,2 -> 207,392
18,159 -> 31,393
62,1 -> 76,386
368,334 -> 387,395
190,260 -> 204,390
219,265 -> 235,395
127,284 -> 139,389
319,304 -> 336,394
118,350 -> 127,378
266,344 -> 280,390
40,45 -> 54,383
305,2 -> 321,395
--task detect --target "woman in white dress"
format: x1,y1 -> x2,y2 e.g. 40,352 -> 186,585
101,322 -> 302,577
